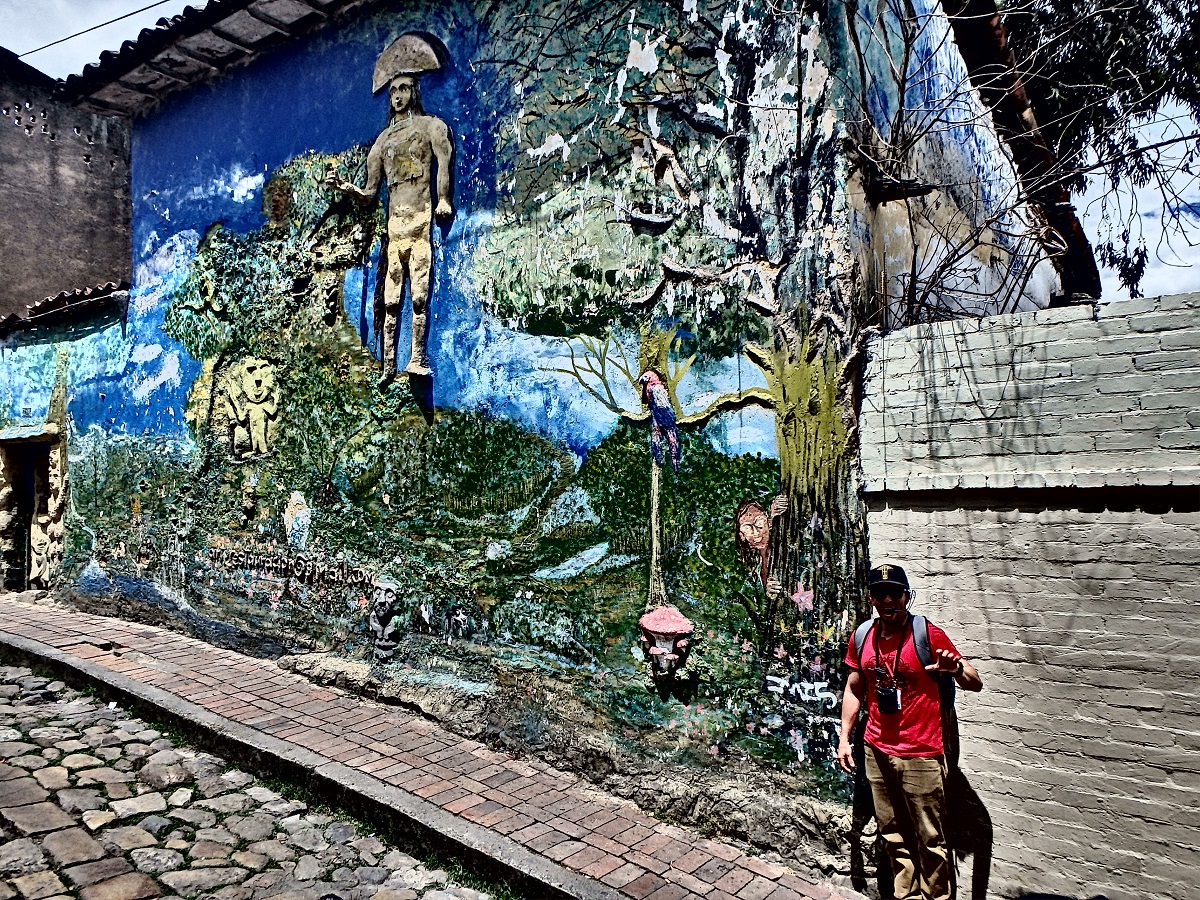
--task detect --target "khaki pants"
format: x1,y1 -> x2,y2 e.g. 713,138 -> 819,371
865,745 -> 951,900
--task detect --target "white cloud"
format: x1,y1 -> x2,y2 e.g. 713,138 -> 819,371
130,349 -> 181,401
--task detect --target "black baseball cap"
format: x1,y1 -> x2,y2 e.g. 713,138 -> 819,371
868,563 -> 909,591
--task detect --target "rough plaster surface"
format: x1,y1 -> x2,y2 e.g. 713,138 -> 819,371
860,292 -> 1200,491
861,292 -> 1200,900
0,64 -> 130,315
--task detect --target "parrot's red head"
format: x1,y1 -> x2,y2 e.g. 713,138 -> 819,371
638,370 -> 664,389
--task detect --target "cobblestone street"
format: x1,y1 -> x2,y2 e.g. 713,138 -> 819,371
0,666 -> 500,900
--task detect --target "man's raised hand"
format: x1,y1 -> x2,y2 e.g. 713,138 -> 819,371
925,647 -> 962,675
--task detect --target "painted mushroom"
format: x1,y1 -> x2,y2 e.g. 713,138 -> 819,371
638,605 -> 695,678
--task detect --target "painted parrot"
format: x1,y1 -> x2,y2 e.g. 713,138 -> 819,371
638,369 -> 681,472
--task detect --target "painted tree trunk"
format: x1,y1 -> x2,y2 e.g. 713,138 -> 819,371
647,456 -> 667,610
763,324 -> 871,667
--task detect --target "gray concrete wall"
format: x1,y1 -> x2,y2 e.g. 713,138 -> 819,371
0,50 -> 130,318
860,293 -> 1200,900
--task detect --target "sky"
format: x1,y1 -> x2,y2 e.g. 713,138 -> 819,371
2,0 -> 1198,301
1078,105 -> 1200,300
1,0 -> 197,80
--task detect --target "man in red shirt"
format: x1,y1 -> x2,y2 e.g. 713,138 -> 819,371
837,564 -> 982,900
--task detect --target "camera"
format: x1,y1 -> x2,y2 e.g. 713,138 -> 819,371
876,685 -> 902,714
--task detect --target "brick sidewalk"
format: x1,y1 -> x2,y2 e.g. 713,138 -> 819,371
0,596 -> 863,900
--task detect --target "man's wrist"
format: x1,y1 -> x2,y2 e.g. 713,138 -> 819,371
954,659 -> 965,678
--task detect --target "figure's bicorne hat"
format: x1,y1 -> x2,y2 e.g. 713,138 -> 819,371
373,32 -> 449,93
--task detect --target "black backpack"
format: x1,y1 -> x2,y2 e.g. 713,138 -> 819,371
852,614 -> 960,768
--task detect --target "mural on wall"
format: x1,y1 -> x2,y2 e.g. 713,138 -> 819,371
0,0 -> 1056,872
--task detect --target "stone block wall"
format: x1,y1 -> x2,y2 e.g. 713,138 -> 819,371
860,292 -> 1200,900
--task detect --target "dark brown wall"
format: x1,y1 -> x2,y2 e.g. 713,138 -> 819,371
0,49 -> 130,319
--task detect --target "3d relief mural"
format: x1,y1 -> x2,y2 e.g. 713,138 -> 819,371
0,0 -> 1053,871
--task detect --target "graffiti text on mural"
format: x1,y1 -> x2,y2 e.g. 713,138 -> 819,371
208,545 -> 373,587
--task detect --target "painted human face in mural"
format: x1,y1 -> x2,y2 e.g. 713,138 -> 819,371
736,503 -> 771,554
372,582 -> 397,615
389,76 -> 420,118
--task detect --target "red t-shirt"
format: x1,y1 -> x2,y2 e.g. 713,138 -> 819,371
844,618 -> 960,757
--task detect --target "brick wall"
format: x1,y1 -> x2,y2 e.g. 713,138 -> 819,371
859,293 -> 1200,900
860,292 -> 1200,491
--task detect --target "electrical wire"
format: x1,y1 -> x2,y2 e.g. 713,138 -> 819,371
18,0 -> 180,58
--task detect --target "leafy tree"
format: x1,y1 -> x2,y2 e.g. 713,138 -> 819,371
475,0 -> 876,679
964,0 -> 1200,294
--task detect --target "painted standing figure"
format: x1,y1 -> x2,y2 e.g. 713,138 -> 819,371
328,34 -> 454,384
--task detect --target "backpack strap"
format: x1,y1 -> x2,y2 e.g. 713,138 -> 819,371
856,615 -> 936,670
852,618 -> 875,668
911,614 -> 933,669
916,614 -> 961,768
913,615 -> 956,698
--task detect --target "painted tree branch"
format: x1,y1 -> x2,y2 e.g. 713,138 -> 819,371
551,337 -> 775,429
631,255 -> 786,316
677,386 -> 775,427
742,342 -> 775,375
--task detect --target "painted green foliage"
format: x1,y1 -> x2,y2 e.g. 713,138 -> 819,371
580,424 -> 780,637
476,0 -> 867,662
476,0 -> 780,348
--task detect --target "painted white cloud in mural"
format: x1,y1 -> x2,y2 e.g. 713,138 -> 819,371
133,230 -> 200,315
140,165 -> 265,233
130,350 -> 182,402
184,164 -> 266,205
130,343 -> 164,365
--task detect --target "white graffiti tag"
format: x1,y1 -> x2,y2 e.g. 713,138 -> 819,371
765,676 -> 839,709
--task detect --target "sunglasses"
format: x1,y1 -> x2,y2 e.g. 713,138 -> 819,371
869,587 -> 906,601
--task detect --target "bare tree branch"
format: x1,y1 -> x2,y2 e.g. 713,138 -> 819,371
678,386 -> 776,427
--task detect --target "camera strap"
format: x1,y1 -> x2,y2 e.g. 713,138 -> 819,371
871,614 -> 911,684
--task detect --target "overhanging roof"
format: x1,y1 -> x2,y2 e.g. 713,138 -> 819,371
58,0 -> 361,116
0,281 -> 129,339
